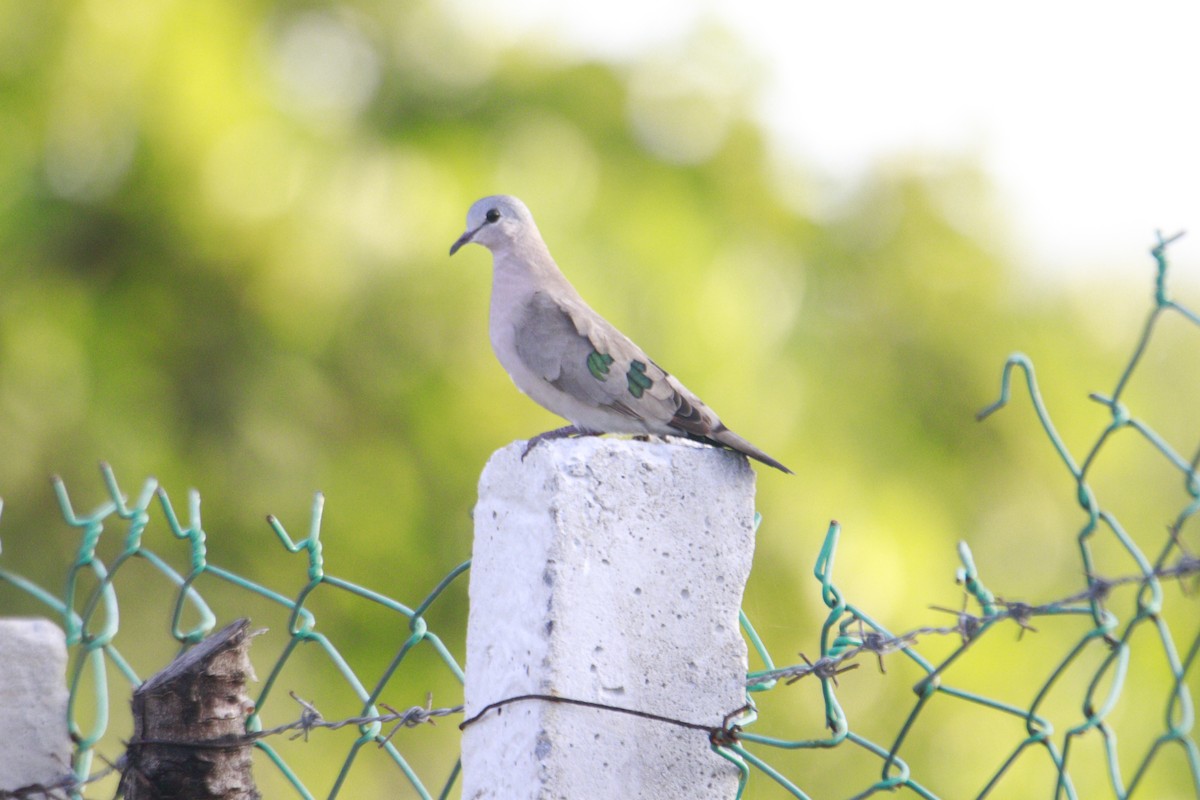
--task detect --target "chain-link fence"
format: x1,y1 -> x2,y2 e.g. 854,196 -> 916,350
725,233 -> 1197,798
1,475 -> 469,798
0,234 -> 1196,798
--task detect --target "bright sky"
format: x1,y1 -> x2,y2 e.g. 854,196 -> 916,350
448,0 -> 1200,284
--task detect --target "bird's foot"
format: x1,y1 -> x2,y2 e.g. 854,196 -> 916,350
521,426 -> 600,460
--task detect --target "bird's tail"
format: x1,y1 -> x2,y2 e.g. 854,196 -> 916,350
707,427 -> 793,474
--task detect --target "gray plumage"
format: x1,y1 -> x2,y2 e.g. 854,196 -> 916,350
450,194 -> 791,474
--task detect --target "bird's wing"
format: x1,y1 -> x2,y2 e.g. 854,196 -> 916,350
513,290 -> 719,434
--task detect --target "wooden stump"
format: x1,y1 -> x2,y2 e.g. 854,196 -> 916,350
122,619 -> 259,799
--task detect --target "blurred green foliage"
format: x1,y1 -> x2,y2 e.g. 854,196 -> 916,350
0,0 -> 1195,797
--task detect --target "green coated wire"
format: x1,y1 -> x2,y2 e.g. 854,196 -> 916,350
728,235 -> 1198,798
0,470 -> 470,798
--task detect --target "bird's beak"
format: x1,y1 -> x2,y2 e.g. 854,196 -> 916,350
449,225 -> 481,256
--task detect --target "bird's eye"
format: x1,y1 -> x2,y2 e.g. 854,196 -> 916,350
485,208 -> 501,223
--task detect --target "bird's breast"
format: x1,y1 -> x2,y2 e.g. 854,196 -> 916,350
487,276 -> 542,392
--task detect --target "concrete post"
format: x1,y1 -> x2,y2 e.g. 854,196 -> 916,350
0,618 -> 72,796
462,437 -> 756,800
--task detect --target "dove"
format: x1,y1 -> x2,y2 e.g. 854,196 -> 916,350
450,194 -> 792,474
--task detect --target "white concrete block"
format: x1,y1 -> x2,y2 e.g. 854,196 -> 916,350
0,618 -> 71,793
462,437 -> 756,800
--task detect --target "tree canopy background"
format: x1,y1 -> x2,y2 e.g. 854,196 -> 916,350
0,1 -> 1195,797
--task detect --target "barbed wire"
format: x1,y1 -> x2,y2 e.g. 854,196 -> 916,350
747,553 -> 1200,689
0,693 -> 464,799
0,755 -> 119,800
257,692 -> 463,745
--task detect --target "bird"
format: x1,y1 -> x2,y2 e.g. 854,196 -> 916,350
450,194 -> 792,474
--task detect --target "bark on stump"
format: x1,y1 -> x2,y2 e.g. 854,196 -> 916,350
121,619 -> 259,799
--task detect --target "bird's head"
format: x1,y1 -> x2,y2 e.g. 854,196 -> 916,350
450,195 -> 536,256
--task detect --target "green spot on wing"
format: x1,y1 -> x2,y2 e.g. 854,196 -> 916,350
587,351 -> 614,380
626,360 -> 652,399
